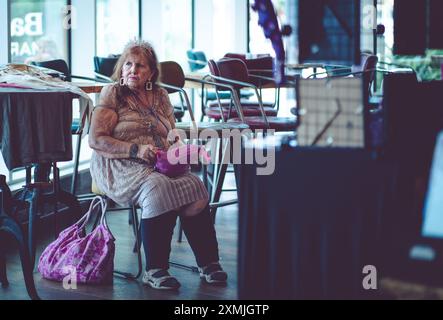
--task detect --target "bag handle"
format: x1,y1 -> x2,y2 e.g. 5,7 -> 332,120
77,197 -> 114,240
99,198 -> 111,231
77,196 -> 107,230
164,144 -> 212,164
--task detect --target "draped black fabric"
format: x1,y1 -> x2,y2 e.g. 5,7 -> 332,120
0,89 -> 74,170
379,75 -> 443,281
237,147 -> 390,299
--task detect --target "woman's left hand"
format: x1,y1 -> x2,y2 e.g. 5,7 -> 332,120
138,144 -> 158,163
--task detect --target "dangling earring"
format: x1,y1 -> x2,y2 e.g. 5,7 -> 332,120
119,77 -> 125,86
145,81 -> 153,91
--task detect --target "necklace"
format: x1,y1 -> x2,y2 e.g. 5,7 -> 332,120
128,90 -> 168,149
128,90 -> 156,126
130,90 -> 155,113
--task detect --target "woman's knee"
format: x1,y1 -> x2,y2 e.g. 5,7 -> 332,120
181,199 -> 209,217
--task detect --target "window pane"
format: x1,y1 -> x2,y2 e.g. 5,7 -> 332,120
378,0 -> 394,60
212,0 -> 239,59
159,0 -> 192,68
96,0 -> 139,56
249,0 -> 289,57
360,0 -> 374,54
10,0 -> 68,64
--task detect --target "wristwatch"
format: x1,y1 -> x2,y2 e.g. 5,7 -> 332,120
129,144 -> 139,159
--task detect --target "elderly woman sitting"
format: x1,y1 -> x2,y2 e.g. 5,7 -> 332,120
89,40 -> 227,290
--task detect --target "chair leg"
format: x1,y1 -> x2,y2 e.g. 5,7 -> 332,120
177,219 -> 184,243
2,216 -> 40,299
0,251 -> 8,288
128,210 -> 133,225
131,205 -> 143,278
132,224 -> 142,253
17,231 -> 40,300
114,205 -> 142,280
210,163 -> 229,222
209,138 -> 232,220
70,134 -> 82,195
27,187 -> 40,269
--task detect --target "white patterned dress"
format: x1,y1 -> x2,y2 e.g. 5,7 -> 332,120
90,85 -> 208,219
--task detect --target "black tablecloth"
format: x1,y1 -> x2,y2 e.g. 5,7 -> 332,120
237,146 -> 391,299
0,89 -> 75,170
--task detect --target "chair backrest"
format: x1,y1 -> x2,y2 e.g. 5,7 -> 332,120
224,53 -> 246,60
207,59 -> 220,77
30,59 -> 71,81
246,56 -> 273,71
159,61 -> 185,94
158,61 -> 195,122
212,58 -> 250,88
223,54 -> 274,87
94,56 -> 119,78
186,50 -> 207,72
362,54 -> 378,89
361,53 -> 378,71
223,53 -> 273,71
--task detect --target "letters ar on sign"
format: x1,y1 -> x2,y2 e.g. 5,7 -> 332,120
10,12 -> 44,58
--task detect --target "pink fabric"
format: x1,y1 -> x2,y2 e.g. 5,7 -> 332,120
0,83 -> 34,89
155,145 -> 211,178
38,197 -> 115,284
205,105 -> 278,120
228,116 -> 298,131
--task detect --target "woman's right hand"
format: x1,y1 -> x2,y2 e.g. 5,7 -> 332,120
138,144 -> 158,162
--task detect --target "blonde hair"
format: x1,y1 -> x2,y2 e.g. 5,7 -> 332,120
112,39 -> 160,106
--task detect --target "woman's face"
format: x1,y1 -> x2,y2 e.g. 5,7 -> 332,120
121,53 -> 152,90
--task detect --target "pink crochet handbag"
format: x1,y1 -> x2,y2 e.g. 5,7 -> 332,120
155,144 -> 211,178
38,197 -> 115,284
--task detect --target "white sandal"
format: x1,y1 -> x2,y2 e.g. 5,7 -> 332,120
199,263 -> 228,284
142,269 -> 181,290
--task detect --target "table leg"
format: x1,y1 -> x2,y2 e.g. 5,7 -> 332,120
210,138 -> 231,221
0,250 -> 8,288
27,188 -> 40,268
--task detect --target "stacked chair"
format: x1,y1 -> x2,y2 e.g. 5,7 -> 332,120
186,49 -> 254,121
207,58 -> 298,132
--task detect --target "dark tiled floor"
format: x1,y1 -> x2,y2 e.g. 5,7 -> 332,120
1,169 -> 238,300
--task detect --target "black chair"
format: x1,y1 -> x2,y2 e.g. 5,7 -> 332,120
93,56 -> 119,82
31,59 -> 98,83
30,59 -> 105,194
0,175 -> 40,300
158,61 -> 190,122
186,49 -> 253,121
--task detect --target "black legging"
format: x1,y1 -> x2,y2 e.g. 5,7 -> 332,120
141,205 -> 220,271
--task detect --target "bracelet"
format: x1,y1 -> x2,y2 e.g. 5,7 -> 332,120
169,136 -> 180,144
129,144 -> 139,159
